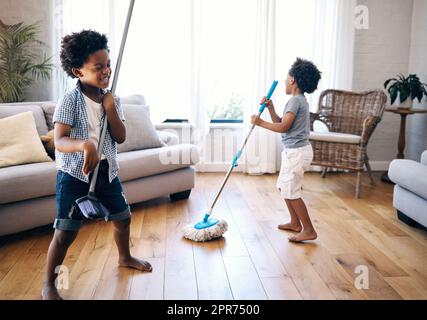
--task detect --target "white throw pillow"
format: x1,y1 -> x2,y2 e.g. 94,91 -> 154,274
0,111 -> 52,168
313,120 -> 329,133
117,104 -> 163,153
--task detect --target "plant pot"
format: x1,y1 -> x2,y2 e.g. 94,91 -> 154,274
394,92 -> 413,109
397,98 -> 413,109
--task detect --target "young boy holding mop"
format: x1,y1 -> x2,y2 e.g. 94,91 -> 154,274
251,58 -> 321,243
42,30 -> 152,300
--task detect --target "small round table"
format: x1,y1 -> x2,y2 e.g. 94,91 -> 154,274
381,106 -> 427,183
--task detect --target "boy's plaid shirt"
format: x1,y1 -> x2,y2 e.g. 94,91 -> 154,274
53,81 -> 125,183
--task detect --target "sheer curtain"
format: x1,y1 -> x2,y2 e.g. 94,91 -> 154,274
242,0 -> 278,174
52,0 -> 356,172
242,0 -> 356,173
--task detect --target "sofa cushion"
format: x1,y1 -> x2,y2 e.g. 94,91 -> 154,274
0,112 -> 52,169
117,104 -> 163,153
117,144 -> 199,182
40,101 -> 57,131
0,161 -> 57,204
0,104 -> 49,135
389,159 -> 427,200
309,131 -> 361,144
157,130 -> 179,146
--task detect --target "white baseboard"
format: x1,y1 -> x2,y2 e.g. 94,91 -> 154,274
196,161 -> 391,173
195,162 -> 244,172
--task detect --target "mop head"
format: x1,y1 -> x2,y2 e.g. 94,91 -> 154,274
183,216 -> 228,242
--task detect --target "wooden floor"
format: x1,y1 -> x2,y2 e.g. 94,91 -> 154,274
1,172 -> 427,300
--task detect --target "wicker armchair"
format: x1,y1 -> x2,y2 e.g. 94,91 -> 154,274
309,89 -> 387,198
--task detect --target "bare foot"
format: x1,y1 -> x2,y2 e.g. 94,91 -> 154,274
119,257 -> 152,272
41,286 -> 63,300
278,222 -> 302,232
288,230 -> 317,243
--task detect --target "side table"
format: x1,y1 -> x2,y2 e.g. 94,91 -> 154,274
381,106 -> 427,183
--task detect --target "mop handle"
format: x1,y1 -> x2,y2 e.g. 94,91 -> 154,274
207,80 -> 278,214
89,0 -> 135,193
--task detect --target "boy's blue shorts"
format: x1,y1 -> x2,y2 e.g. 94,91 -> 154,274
54,159 -> 131,231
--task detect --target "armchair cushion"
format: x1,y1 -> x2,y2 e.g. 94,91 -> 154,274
309,131 -> 361,144
389,159 -> 427,199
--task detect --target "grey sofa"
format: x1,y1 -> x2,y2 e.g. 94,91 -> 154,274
0,98 -> 199,236
389,150 -> 427,229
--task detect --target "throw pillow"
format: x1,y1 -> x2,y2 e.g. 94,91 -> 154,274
0,112 -> 52,168
117,104 -> 163,153
40,129 -> 55,159
0,104 -> 49,135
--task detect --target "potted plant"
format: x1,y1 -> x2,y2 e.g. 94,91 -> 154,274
0,20 -> 53,103
384,73 -> 427,109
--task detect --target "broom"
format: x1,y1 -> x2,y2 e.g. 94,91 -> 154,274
75,0 -> 135,220
183,80 -> 279,241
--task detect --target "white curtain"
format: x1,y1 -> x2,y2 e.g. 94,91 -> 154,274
242,0 -> 278,174
310,0 -> 356,111
52,0 -> 355,173
242,0 -> 356,173
190,0 -> 210,165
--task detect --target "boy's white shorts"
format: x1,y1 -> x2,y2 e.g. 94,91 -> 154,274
276,144 -> 313,200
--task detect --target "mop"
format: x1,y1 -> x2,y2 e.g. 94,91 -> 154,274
183,80 -> 279,242
76,0 -> 135,220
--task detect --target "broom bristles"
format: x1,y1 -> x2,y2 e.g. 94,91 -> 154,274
183,219 -> 228,242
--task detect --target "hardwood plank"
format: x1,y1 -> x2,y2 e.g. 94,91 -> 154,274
384,276 -> 427,300
372,205 -> 427,247
129,257 -> 165,300
92,246 -> 132,300
303,246 -> 369,299
260,220 -> 335,300
223,256 -> 267,300
353,219 -> 427,288
62,222 -> 114,299
193,240 -> 233,300
0,251 -> 45,300
227,207 -> 288,278
260,276 -> 302,300
309,193 -> 408,278
164,201 -> 197,300
334,254 -> 402,300
0,236 -> 37,284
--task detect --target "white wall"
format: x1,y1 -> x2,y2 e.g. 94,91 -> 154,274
0,0 -> 53,101
354,0 -> 414,167
407,0 -> 427,161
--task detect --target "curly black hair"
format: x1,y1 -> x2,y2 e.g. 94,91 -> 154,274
288,58 -> 322,94
60,30 -> 109,78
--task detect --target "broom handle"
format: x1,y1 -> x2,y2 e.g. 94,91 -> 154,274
206,80 -> 278,216
89,0 -> 135,193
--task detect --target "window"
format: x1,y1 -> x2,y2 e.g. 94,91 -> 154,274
57,0 -> 256,123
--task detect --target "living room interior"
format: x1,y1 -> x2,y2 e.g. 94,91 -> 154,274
0,0 -> 426,301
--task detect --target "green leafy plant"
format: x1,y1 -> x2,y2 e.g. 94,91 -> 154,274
208,93 -> 244,120
384,73 -> 427,105
0,20 -> 53,103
